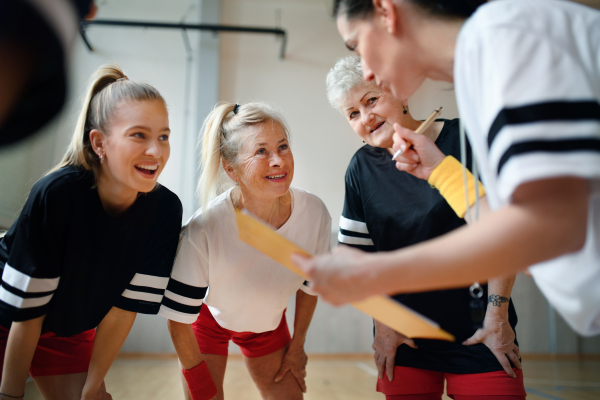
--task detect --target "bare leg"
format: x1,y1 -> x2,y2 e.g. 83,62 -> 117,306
33,373 -> 111,400
178,354 -> 227,400
244,345 -> 303,400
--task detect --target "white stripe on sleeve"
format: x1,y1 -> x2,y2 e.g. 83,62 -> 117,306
164,290 -> 204,307
339,216 -> 369,234
157,304 -> 199,324
129,273 -> 169,289
0,287 -> 53,309
2,264 -> 59,293
338,232 -> 374,246
121,289 -> 163,303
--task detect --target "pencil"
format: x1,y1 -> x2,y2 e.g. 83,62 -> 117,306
390,107 -> 443,160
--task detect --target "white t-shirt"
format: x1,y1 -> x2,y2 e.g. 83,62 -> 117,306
455,0 -> 600,335
158,187 -> 331,333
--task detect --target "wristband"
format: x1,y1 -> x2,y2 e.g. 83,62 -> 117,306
0,393 -> 25,399
428,156 -> 486,218
182,361 -> 217,400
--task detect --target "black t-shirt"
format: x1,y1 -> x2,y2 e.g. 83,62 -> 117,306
0,166 -> 182,337
339,119 -> 519,374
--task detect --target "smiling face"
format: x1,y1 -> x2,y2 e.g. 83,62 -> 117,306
226,121 -> 293,202
341,82 -> 407,148
95,99 -> 170,196
336,4 -> 427,101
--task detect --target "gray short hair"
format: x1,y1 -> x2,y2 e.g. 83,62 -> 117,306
326,55 -> 366,110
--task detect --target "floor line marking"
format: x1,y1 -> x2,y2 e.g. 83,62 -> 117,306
524,378 -> 600,387
525,388 -> 566,400
356,362 -> 378,377
528,386 -> 600,392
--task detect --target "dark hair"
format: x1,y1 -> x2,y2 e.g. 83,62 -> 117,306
332,0 -> 486,20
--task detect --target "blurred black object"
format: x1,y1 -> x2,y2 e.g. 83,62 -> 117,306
0,0 -> 93,147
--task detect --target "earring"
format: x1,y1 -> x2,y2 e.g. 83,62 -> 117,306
403,104 -> 408,115
99,153 -> 104,163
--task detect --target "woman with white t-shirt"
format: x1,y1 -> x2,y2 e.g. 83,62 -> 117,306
294,0 -> 600,338
159,102 -> 331,400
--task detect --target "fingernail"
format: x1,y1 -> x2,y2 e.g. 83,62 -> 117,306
412,154 -> 419,161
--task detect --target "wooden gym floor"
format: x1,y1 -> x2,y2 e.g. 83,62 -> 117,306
24,354 -> 600,399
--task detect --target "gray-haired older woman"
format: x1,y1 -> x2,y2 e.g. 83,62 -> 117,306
325,56 -> 525,400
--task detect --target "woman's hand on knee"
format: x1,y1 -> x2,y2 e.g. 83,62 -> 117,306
80,384 -> 113,400
273,344 -> 308,393
462,315 -> 521,378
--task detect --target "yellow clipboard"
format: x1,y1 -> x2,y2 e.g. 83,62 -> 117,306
236,209 -> 454,341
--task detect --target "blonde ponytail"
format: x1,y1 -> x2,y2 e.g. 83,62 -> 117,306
49,63 -> 165,178
196,101 -> 290,211
197,103 -> 237,212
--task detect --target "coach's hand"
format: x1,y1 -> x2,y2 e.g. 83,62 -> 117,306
373,321 -> 417,381
293,246 -> 380,305
392,123 -> 445,181
274,343 -> 308,392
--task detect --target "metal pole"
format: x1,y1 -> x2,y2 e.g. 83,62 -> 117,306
80,19 -> 287,59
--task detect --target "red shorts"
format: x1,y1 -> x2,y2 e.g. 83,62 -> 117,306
0,325 -> 94,378
377,366 -> 526,399
192,305 -> 291,358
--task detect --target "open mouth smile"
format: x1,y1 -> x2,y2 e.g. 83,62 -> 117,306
135,164 -> 159,177
370,122 -> 385,133
266,173 -> 287,181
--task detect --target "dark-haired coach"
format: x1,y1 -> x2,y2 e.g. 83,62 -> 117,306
296,0 -> 600,341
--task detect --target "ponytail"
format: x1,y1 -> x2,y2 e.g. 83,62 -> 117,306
196,101 -> 290,211
48,63 -> 165,178
198,103 -> 237,212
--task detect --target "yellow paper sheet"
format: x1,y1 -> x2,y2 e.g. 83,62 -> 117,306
236,209 -> 454,341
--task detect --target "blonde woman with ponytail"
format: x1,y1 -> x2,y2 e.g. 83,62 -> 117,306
0,64 -> 182,400
158,102 -> 331,400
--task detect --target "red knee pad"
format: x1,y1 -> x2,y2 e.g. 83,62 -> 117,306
182,361 -> 217,400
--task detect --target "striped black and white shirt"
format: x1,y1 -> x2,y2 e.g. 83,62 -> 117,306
158,187 -> 331,333
339,122 -> 519,374
0,166 -> 182,336
455,0 -> 600,335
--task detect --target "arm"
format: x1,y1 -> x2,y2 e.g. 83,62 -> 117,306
273,290 -> 317,392
372,320 -> 417,382
294,176 -> 588,304
167,320 -> 204,370
0,316 -> 44,398
392,123 -> 491,223
81,307 -> 136,400
167,318 -> 217,400
463,275 -> 522,378
464,196 -> 491,225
